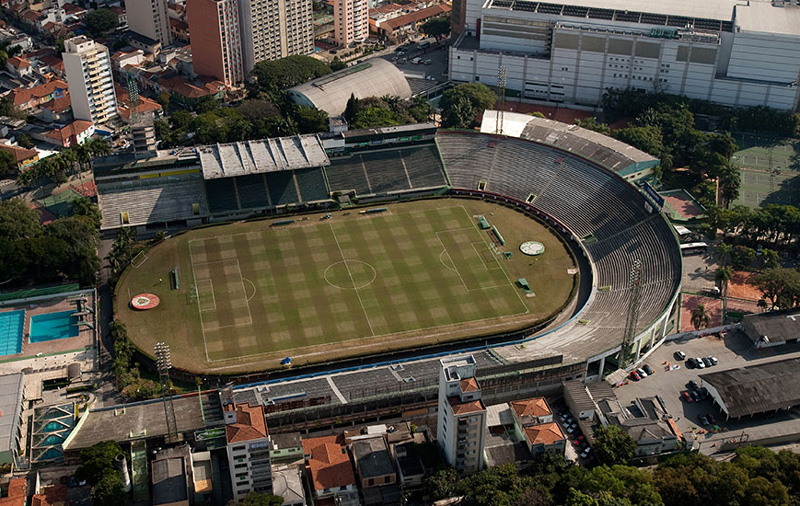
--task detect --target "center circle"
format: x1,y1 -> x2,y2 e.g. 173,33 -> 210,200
324,260 -> 377,290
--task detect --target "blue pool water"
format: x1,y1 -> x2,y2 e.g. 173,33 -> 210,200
0,310 -> 24,356
30,311 -> 79,343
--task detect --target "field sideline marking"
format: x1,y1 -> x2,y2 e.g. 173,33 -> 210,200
196,279 -> 216,311
435,232 -> 514,292
188,238 -> 213,362
329,223 -> 375,337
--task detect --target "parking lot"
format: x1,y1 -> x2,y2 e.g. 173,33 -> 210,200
379,38 -> 449,94
615,330 -> 800,454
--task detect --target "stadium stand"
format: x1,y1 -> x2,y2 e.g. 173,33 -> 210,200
98,176 -> 208,230
360,150 -> 412,193
437,130 -> 681,362
204,178 -> 240,214
295,168 -> 331,202
325,156 -> 372,194
266,171 -> 301,206
235,174 -> 270,209
399,145 -> 448,189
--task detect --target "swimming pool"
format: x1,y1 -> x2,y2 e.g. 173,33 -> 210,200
29,310 -> 79,343
0,310 -> 24,356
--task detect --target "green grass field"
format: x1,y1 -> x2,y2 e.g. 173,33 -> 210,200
116,199 -> 576,373
731,133 -> 800,208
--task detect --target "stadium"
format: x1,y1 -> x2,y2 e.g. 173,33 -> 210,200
103,114 -> 682,395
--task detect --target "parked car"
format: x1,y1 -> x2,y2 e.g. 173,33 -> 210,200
695,357 -> 706,369
642,364 -> 654,375
708,356 -> 718,366
707,413 -> 717,425
682,391 -> 693,403
702,357 -> 713,367
675,350 -> 687,360
699,387 -> 709,399
636,367 -> 648,378
687,357 -> 697,368
687,379 -> 699,391
699,415 -> 710,426
581,448 -> 592,459
573,436 -> 585,445
691,390 -> 702,402
629,370 -> 641,381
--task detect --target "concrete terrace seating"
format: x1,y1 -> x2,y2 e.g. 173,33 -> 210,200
360,150 -> 411,194
235,174 -> 269,209
98,177 -> 207,229
325,156 -> 371,194
400,145 -> 448,188
204,178 -> 239,213
486,139 -> 562,199
266,171 -> 301,206
295,168 -> 330,202
436,134 -> 496,189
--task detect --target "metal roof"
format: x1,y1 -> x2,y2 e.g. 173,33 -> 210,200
198,135 -> 329,179
744,308 -> 800,343
288,59 -> 412,116
487,0 -> 739,23
0,373 -> 23,456
700,358 -> 800,418
735,2 -> 800,36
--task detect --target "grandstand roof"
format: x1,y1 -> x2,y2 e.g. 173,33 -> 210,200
481,111 -> 659,175
287,59 -> 412,116
198,135 -> 329,179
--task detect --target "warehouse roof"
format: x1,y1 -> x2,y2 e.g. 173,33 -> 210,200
288,59 -> 412,116
700,358 -> 800,418
743,309 -> 800,343
0,374 -> 23,457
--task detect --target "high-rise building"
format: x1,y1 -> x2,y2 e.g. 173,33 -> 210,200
62,36 -> 118,125
437,355 -> 486,474
333,0 -> 368,47
224,400 -> 273,502
126,0 -> 173,46
239,0 -> 314,74
187,0 -> 313,82
186,0 -> 244,85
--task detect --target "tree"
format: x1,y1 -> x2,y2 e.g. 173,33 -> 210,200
713,242 -> 733,267
76,441 -> 122,486
419,14 -> 451,40
425,467 -> 459,501
71,196 -> 101,229
349,106 -> 406,129
592,426 -> 636,465
440,83 -> 496,129
91,472 -> 126,506
85,8 -> 119,35
293,105 -> 328,133
715,266 -> 732,298
749,268 -> 800,309
250,55 -> 332,100
690,304 -> 711,330
195,95 -> 221,114
0,150 -> 16,176
329,57 -> 347,71
731,245 -> 757,270
229,492 -> 285,506
47,215 -> 100,285
0,198 -> 43,240
612,126 -> 664,158
16,133 -> 33,149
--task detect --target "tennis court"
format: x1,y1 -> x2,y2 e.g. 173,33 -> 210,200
731,133 -> 800,208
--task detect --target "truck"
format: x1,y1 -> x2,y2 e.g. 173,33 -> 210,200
416,41 -> 431,51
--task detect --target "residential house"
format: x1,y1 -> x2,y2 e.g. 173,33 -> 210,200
115,84 -> 163,122
270,433 -> 303,463
0,143 -> 39,169
521,423 -> 566,456
601,397 -> 680,457
370,3 -> 450,43
39,120 -> 94,147
302,434 -> 360,506
109,6 -> 126,25
8,79 -> 68,111
169,18 -> 189,43
271,465 -> 306,506
110,48 -> 145,72
351,436 -> 396,489
0,478 -> 27,506
152,444 -> 194,506
5,56 -> 32,78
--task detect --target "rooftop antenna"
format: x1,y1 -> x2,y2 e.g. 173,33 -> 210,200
496,65 -> 506,135
620,259 -> 643,369
155,342 -> 179,443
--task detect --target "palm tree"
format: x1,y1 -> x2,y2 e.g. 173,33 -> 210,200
691,304 -> 711,330
714,242 -> 733,267
715,266 -> 732,298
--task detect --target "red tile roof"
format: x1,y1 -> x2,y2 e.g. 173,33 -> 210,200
380,4 -> 451,31
9,79 -> 68,106
43,94 -> 72,113
524,423 -> 565,446
510,397 -> 551,419
225,403 -> 268,443
460,377 -> 479,393
62,3 -> 85,14
302,435 -> 356,492
0,478 -> 27,506
31,484 -> 67,506
7,56 -> 30,68
449,397 -> 485,415
0,144 -> 38,163
43,120 -> 93,144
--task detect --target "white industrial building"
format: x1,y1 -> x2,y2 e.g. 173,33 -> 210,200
449,0 -> 800,110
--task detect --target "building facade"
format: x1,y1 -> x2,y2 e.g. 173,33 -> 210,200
437,355 -> 486,474
126,0 -> 173,46
239,0 -> 313,75
449,0 -> 800,111
62,36 -> 118,124
224,401 -> 273,502
333,0 -> 368,46
186,0 -> 244,85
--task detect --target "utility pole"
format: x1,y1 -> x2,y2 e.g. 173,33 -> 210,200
620,259 -> 643,369
155,342 -> 179,443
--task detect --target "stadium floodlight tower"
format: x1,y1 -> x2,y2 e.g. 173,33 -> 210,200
495,65 -> 506,135
155,342 -> 179,443
620,259 -> 643,369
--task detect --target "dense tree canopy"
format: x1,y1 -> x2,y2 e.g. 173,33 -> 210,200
440,83 -> 497,129
592,426 -> 636,465
228,492 -> 285,506
76,441 -> 122,486
250,55 -> 332,101
85,8 -> 119,36
420,15 -> 451,39
749,268 -> 800,309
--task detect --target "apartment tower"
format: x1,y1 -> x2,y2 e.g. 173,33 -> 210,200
224,399 -> 273,502
126,0 -> 173,46
238,0 -> 313,75
437,355 -> 486,474
333,0 -> 368,46
63,36 -> 118,125
186,0 -> 244,85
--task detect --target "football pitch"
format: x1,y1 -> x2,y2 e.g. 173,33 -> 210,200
117,199 -> 576,372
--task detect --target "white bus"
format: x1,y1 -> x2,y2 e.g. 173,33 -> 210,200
680,242 -> 708,255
